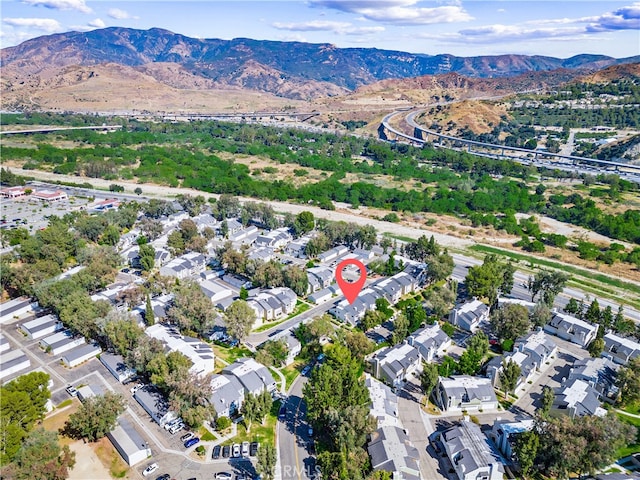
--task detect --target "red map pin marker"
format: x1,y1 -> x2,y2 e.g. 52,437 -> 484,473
335,258 -> 367,304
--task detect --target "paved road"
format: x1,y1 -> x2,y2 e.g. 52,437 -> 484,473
398,380 -> 449,480
278,373 -> 317,480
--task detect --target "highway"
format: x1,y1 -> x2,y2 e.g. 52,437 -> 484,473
380,110 -> 640,183
0,125 -> 123,135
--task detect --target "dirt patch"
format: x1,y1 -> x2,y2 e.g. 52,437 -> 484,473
67,440 -> 116,480
93,436 -> 131,479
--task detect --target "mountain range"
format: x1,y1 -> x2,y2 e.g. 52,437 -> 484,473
2,26 -> 639,105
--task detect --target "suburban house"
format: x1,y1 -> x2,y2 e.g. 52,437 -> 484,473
367,426 -> 421,480
448,299 -> 490,332
100,352 -> 136,383
145,324 -> 215,377
602,332 -> 640,365
0,334 -> 9,354
229,225 -> 259,244
489,418 -> 535,460
247,287 -> 297,324
497,297 -> 537,312
544,311 -> 598,347
407,324 -> 452,362
158,252 -> 207,279
317,245 -> 349,263
436,376 -> 498,412
134,386 -> 176,426
248,246 -> 274,263
307,266 -> 334,293
0,297 -> 39,323
107,416 -> 152,466
308,285 -> 338,305
60,342 -> 102,368
0,349 -> 31,381
77,384 -> 105,403
132,294 -> 172,325
330,287 -> 378,325
209,373 -> 246,418
365,374 -> 400,429
282,332 -> 301,366
439,420 -> 505,480
486,329 -> 557,391
254,228 -> 292,249
20,314 -> 63,340
285,236 -> 311,258
567,357 -> 619,402
199,279 -> 234,306
369,343 -> 421,389
551,378 -> 607,418
192,213 -> 218,233
222,219 -> 243,235
372,272 -> 417,304
39,330 -> 85,356
221,358 -> 277,396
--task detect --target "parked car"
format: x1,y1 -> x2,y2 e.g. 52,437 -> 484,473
215,473 -> 232,480
308,427 -> 313,436
249,442 -> 258,456
130,383 -> 144,394
241,441 -> 250,457
169,422 -> 185,434
184,437 -> 200,448
180,432 -> 194,442
278,405 -> 286,419
164,418 -> 181,430
142,463 -> 158,476
65,385 -> 78,397
212,445 -> 221,459
232,443 -> 241,458
301,365 -> 311,376
155,475 -> 170,480
222,445 -> 231,458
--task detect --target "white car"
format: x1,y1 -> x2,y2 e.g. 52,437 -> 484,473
130,383 -> 144,394
232,443 -> 241,458
65,385 -> 78,397
241,441 -> 250,457
215,473 -> 232,480
142,463 -> 158,476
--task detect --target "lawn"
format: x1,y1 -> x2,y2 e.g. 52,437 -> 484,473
253,300 -> 311,333
212,343 -> 253,365
222,402 -> 280,448
280,361 -> 304,390
616,412 -> 640,458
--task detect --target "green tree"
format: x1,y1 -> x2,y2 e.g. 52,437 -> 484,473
419,362 -> 439,400
616,357 -> 640,406
465,254 -> 513,306
139,243 -> 155,271
145,292 -> 155,326
100,311 -> 144,356
64,392 -> 125,442
527,269 -> 569,306
294,211 -> 315,236
539,385 -> 555,417
282,264 -> 308,296
564,297 -> 581,316
239,286 -> 249,300
166,280 -> 217,334
467,331 -> 489,358
513,430 -> 539,479
490,304 -> 531,342
256,339 -> 289,367
530,302 -> 551,328
256,443 -> 277,480
585,298 -> 601,325
9,428 -> 75,480
391,313 -> 409,344
438,356 -> 457,377
587,337 -> 605,358
224,300 -> 257,342
375,297 -> 393,319
0,372 -> 51,463
499,359 -> 522,395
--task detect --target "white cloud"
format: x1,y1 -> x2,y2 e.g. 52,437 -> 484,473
3,17 -> 62,32
21,0 -> 92,14
88,18 -> 106,28
419,2 -> 640,46
310,0 -> 473,25
107,8 -> 138,20
273,19 -> 385,35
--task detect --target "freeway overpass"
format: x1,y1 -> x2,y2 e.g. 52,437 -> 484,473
380,110 -> 640,182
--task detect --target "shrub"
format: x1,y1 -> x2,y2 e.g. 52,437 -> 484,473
216,416 -> 232,431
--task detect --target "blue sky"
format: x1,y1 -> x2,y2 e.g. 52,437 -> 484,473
2,0 -> 639,58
